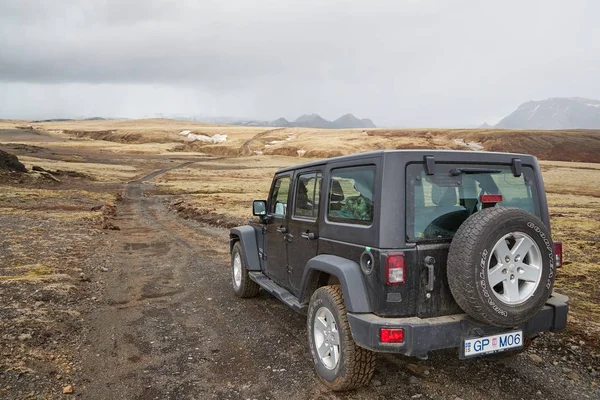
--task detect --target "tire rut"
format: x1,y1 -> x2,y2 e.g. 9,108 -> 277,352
241,128 -> 286,156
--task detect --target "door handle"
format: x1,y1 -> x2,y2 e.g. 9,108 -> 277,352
276,226 -> 287,234
301,231 -> 318,240
424,256 -> 435,292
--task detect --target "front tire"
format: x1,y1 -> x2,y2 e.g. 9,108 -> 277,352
231,242 -> 259,298
307,285 -> 376,391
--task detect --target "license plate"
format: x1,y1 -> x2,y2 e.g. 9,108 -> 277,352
462,330 -> 523,358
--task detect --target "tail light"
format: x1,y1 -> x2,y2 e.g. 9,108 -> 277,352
480,194 -> 503,204
380,328 -> 404,343
554,241 -> 563,268
386,253 -> 406,285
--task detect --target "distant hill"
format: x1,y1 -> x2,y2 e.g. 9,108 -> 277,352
293,113 -> 332,128
331,114 -> 376,129
271,117 -> 290,127
175,113 -> 376,128
265,113 -> 376,129
479,122 -> 493,129
496,97 -> 600,129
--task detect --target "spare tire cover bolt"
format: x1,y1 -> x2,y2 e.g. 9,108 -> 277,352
505,256 -> 511,262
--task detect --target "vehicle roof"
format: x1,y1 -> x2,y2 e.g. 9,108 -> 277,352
275,149 -> 537,174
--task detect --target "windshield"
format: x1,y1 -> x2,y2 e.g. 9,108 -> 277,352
406,163 -> 539,241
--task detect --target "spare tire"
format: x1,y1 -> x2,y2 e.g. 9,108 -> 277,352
447,207 -> 556,327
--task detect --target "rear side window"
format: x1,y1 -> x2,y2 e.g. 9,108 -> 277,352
294,172 -> 322,219
407,164 -> 539,241
327,166 -> 375,225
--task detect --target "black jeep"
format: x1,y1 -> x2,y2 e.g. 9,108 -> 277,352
229,150 -> 568,390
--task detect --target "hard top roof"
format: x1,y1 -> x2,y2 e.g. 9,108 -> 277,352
275,149 -> 536,174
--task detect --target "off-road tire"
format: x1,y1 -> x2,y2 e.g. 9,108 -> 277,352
447,207 -> 555,328
231,242 -> 260,298
307,285 -> 376,391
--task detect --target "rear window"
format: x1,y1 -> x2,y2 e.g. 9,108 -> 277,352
406,164 -> 540,241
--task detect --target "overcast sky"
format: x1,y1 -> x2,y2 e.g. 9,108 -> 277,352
1,0 -> 599,127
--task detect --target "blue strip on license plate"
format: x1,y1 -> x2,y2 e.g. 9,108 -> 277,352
463,330 -> 523,357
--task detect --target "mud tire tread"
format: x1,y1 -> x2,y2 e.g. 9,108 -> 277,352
231,242 -> 260,298
307,285 -> 376,391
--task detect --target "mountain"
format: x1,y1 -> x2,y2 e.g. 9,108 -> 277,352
269,113 -> 376,129
271,117 -> 291,127
496,97 -> 600,129
205,113 -> 376,129
479,122 -> 493,129
293,114 -> 333,128
331,114 -> 376,129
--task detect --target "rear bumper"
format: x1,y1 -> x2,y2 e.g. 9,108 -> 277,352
347,292 -> 568,357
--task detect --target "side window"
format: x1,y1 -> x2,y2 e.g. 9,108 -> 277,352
294,172 -> 322,219
270,176 -> 291,216
327,166 -> 375,225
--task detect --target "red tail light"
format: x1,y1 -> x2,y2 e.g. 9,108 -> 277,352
380,328 -> 404,343
480,194 -> 503,204
554,241 -> 563,268
386,253 -> 406,285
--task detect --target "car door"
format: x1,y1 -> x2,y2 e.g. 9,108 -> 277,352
287,169 -> 323,295
265,174 -> 292,285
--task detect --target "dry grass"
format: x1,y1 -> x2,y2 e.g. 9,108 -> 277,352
5,118 -> 599,163
17,155 -> 139,182
0,206 -> 102,222
0,264 -> 55,281
155,156 -> 292,218
0,185 -> 113,203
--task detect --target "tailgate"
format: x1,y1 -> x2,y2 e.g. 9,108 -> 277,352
415,243 -> 462,317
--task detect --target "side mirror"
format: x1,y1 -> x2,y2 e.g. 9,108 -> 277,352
252,200 -> 267,216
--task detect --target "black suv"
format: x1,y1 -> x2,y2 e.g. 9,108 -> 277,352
229,150 -> 568,390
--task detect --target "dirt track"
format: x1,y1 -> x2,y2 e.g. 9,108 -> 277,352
72,165 -> 598,400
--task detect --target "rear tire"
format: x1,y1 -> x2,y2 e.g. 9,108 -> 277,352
307,285 -> 376,391
231,242 -> 260,298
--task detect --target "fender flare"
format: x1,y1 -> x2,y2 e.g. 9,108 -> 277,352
230,225 -> 261,271
300,254 -> 372,313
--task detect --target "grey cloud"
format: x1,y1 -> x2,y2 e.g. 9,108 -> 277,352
0,0 -> 599,126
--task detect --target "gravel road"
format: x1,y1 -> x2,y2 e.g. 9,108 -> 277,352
70,165 -> 599,400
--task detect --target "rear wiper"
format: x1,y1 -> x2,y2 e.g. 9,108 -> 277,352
449,167 -> 502,176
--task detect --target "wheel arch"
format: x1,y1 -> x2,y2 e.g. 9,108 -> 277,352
229,225 -> 261,271
299,254 -> 372,313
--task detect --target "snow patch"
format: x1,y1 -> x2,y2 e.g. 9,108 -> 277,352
454,139 -> 484,151
527,104 -> 540,120
187,133 -> 228,144
552,108 -> 561,118
297,150 -> 307,157
179,130 -> 191,136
